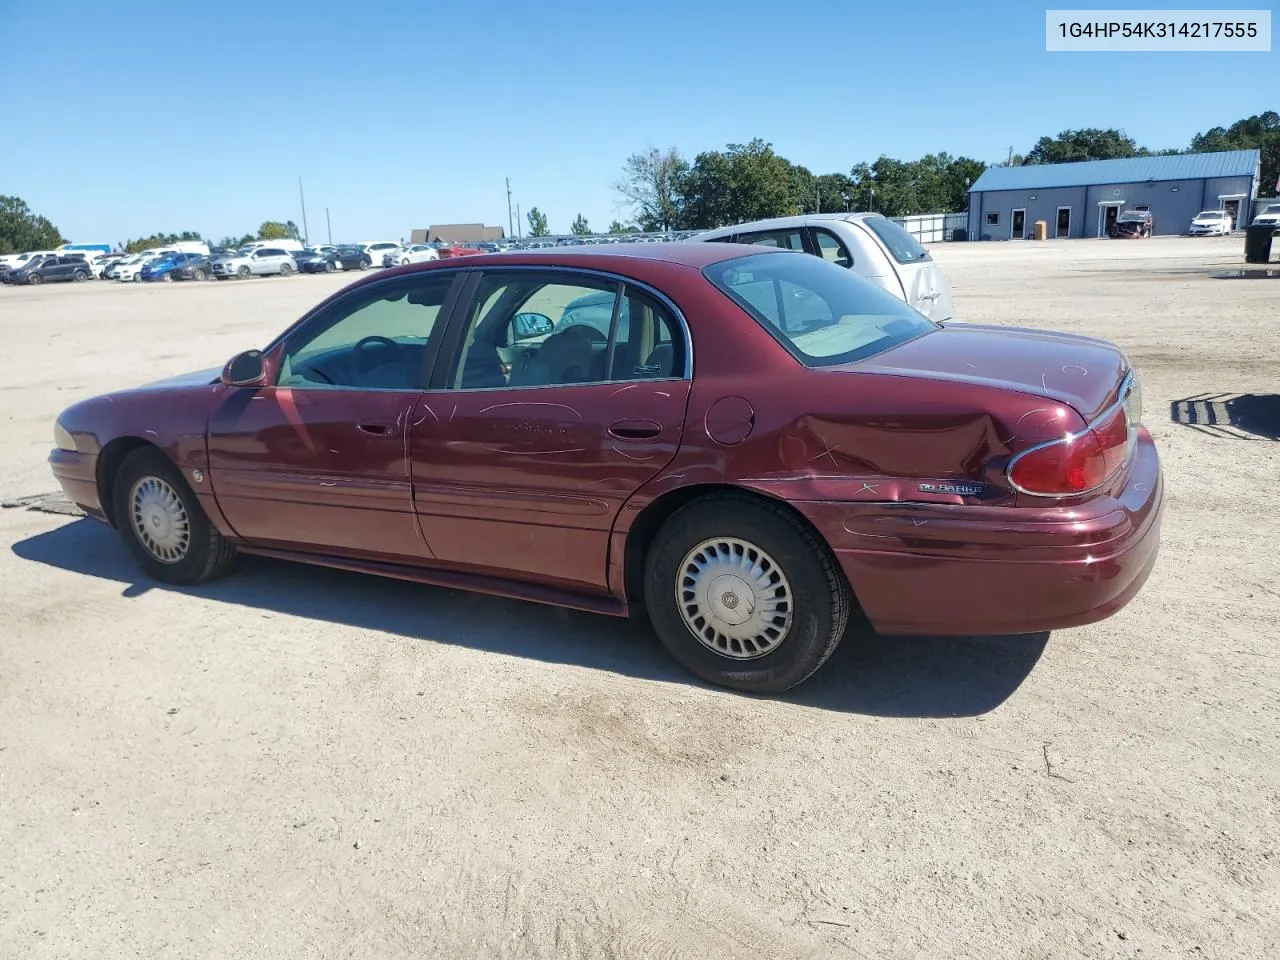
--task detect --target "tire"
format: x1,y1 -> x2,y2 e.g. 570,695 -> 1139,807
325,261 -> 335,273
643,493 -> 852,693
400,257 -> 410,266
26,273 -> 42,285
112,447 -> 237,585
236,265 -> 249,279
359,258 -> 369,270
278,263 -> 293,277
162,272 -> 173,282
73,270 -> 88,282
192,268 -> 206,281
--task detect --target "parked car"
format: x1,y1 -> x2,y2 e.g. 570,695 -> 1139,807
7,254 -> 93,285
239,239 -> 304,254
1110,209 -> 1154,238
1186,210 -> 1233,236
117,249 -> 177,282
48,243 -> 1162,693
210,247 -> 297,280
104,255 -> 143,280
169,254 -> 214,281
1251,202 -> 1280,229
435,243 -> 483,259
292,248 -> 333,272
140,251 -> 207,282
298,245 -> 372,273
383,243 -> 440,267
689,213 -> 956,323
358,240 -> 401,266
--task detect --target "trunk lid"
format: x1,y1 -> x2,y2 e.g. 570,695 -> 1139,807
896,258 -> 957,323
848,321 -> 1129,422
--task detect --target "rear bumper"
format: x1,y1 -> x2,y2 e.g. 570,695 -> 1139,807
49,448 -> 107,522
795,431 -> 1164,636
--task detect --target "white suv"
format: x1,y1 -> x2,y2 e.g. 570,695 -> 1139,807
211,247 -> 297,280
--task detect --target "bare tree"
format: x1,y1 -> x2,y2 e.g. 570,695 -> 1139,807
610,146 -> 688,231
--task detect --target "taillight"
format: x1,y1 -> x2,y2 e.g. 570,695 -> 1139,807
1007,382 -> 1139,498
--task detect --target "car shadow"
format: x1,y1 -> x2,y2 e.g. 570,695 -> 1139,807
11,518 -> 1048,718
1170,392 -> 1280,441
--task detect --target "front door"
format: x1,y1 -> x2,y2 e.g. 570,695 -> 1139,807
1102,204 -> 1121,237
1056,207 -> 1071,238
409,269 -> 691,592
1222,198 -> 1241,229
1011,208 -> 1026,239
206,270 -> 462,560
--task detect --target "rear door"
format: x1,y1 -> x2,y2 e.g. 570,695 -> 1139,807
854,216 -> 955,322
408,268 -> 692,592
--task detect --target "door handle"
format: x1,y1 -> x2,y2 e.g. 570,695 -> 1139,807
608,419 -> 662,441
357,419 -> 395,436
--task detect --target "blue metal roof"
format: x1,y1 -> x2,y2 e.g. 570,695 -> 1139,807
969,149 -> 1259,193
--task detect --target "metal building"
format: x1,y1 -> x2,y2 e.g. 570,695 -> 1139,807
966,149 -> 1261,240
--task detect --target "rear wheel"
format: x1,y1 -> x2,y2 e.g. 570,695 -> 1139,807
192,268 -> 206,281
643,494 -> 852,693
278,262 -> 293,277
73,270 -> 88,282
112,448 -> 237,585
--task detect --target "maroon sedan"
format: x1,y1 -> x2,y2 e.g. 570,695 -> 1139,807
49,243 -> 1163,692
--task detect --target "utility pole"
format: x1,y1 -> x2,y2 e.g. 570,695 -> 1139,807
325,208 -> 332,245
298,176 -> 310,245
1007,145 -> 1014,165
516,203 -> 522,239
506,177 -> 514,239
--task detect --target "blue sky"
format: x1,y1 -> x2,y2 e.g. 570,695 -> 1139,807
1,0 -> 1273,244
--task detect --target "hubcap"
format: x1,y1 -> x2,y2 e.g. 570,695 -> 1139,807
129,476 -> 191,564
676,537 -> 794,660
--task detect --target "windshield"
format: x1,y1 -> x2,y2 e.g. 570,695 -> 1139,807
1264,204 -> 1280,213
1196,211 -> 1222,218
860,216 -> 931,263
704,251 -> 938,367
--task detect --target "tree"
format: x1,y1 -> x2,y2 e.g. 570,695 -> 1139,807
1190,111 -> 1280,197
0,195 -> 64,255
1023,128 -> 1148,165
676,139 -> 794,229
218,234 -> 255,249
611,146 -> 689,231
123,230 -> 204,253
257,221 -> 293,240
571,213 -> 591,235
607,219 -> 638,234
526,206 -> 550,237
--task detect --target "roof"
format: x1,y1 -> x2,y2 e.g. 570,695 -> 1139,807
969,149 -> 1259,193
412,223 -> 507,243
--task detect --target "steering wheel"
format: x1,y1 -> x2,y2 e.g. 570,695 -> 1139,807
352,335 -> 405,374
561,324 -> 607,343
293,362 -> 332,384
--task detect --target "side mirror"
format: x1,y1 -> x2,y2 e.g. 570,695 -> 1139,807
221,349 -> 266,386
512,312 -> 554,340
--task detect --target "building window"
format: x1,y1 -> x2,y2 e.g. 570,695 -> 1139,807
986,212 -> 1000,226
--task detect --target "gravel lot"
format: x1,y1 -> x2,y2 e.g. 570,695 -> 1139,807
1,238 -> 1277,959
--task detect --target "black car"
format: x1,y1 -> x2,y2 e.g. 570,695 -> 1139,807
298,245 -> 371,273
6,254 -> 92,285
169,255 -> 213,281
291,248 -> 331,272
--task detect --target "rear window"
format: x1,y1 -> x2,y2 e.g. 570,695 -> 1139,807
860,216 -> 930,263
703,251 -> 937,367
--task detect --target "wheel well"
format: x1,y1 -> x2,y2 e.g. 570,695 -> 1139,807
621,483 -> 855,609
96,437 -> 159,527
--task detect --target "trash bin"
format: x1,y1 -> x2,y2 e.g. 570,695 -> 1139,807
1244,223 -> 1275,263
1033,220 -> 1048,241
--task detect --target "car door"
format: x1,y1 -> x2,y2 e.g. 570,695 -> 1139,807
205,269 -> 464,560
408,268 -> 692,592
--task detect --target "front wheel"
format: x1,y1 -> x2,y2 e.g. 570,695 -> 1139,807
324,260 -> 335,273
236,265 -> 250,279
112,448 -> 237,585
643,494 -> 852,693
73,270 -> 88,282
26,273 -> 42,285
192,268 -> 206,281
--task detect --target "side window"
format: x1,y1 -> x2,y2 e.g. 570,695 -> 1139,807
276,275 -> 454,391
986,212 -> 1000,226
608,287 -> 683,380
448,274 -> 619,389
737,229 -> 805,251
813,228 -> 853,268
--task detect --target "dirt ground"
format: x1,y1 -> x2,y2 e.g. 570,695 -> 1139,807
1,238 -> 1276,959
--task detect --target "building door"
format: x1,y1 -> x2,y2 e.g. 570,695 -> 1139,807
1056,207 -> 1071,238
1221,197 -> 1243,230
1100,204 -> 1121,237
1010,208 -> 1026,240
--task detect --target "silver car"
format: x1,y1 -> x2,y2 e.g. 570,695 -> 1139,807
688,212 -> 957,323
211,247 -> 297,280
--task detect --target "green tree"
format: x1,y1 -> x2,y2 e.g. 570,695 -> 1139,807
1023,128 -> 1148,165
676,139 -> 793,229
571,213 -> 591,235
257,221 -> 293,240
526,206 -> 550,237
606,219 -> 638,234
218,234 -> 255,249
123,230 -> 205,253
611,146 -> 688,232
0,195 -> 65,254
1190,111 -> 1279,197
815,173 -> 855,213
